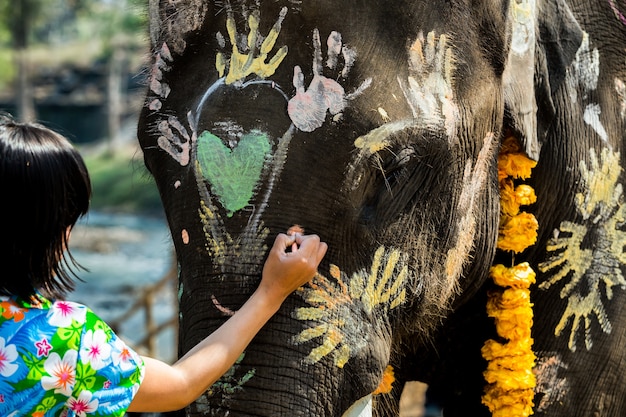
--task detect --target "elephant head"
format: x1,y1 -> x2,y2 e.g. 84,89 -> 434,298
137,0 -> 625,415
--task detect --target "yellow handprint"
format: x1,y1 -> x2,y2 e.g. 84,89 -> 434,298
216,7 -> 288,85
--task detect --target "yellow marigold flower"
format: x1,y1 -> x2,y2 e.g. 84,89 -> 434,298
485,135 -> 537,417
487,290 -> 532,315
495,316 -> 533,340
499,179 -> 520,216
483,386 -> 534,407
481,338 -> 534,361
486,353 -> 536,375
492,406 -> 533,417
498,152 -> 537,181
490,402 -> 535,417
490,263 -> 536,289
514,184 -> 537,206
497,212 -> 538,253
484,369 -> 536,392
483,386 -> 535,417
500,182 -> 537,217
372,365 -> 395,395
487,299 -> 533,338
498,288 -> 532,309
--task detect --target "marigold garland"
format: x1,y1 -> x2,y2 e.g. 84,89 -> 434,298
482,136 -> 538,417
373,365 -> 395,395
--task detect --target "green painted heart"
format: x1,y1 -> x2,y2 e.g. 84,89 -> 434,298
196,129 -> 272,216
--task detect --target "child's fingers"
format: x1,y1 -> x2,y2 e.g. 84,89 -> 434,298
316,241 -> 328,263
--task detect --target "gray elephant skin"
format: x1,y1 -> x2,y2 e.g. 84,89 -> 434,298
137,0 -> 626,416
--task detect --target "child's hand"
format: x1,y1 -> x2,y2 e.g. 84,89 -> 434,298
259,231 -> 327,304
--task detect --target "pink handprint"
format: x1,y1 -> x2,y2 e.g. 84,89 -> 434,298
288,29 -> 370,132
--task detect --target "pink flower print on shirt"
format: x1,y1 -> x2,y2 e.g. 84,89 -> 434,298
80,329 -> 111,370
35,338 -> 53,357
41,350 -> 77,397
48,301 -> 87,328
67,390 -> 99,417
0,337 -> 18,377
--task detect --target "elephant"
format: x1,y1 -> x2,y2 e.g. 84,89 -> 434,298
136,0 -> 626,416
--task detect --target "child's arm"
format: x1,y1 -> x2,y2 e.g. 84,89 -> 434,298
128,233 -> 327,412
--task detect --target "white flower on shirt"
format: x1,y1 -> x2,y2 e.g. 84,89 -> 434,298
41,350 -> 77,396
48,301 -> 87,328
111,338 -> 135,372
67,390 -> 99,417
0,337 -> 18,377
80,329 -> 111,370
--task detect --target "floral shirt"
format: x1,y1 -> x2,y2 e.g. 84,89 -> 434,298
0,295 -> 145,416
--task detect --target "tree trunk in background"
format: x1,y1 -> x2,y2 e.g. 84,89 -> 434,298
13,0 -> 37,122
107,45 -> 124,149
15,48 -> 36,122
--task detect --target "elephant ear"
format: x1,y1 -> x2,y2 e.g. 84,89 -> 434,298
503,0 -> 583,160
148,0 -> 208,54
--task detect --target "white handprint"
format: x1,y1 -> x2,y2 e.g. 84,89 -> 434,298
400,31 -> 459,138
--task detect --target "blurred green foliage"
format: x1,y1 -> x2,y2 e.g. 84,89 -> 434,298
0,0 -> 147,89
0,50 -> 14,90
1,0 -> 157,213
83,149 -> 164,215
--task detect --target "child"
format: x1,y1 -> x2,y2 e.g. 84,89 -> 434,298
0,114 -> 327,416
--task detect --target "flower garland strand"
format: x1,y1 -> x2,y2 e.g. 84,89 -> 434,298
481,136 -> 538,417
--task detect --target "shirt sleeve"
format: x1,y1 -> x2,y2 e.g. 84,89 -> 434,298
70,308 -> 145,417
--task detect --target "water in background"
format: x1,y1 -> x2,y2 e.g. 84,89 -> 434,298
68,211 -> 178,361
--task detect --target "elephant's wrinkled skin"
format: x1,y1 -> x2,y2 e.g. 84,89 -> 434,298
137,0 -> 626,415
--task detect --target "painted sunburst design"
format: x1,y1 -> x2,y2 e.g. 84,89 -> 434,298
538,148 -> 626,351
294,246 -> 409,368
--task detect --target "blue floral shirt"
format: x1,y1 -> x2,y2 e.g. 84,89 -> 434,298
0,295 -> 145,416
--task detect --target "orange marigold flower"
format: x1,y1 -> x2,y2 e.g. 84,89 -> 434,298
497,212 -> 538,253
490,263 -> 536,289
372,365 -> 396,395
372,365 -> 395,395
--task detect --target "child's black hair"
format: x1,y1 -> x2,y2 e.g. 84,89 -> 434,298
0,113 -> 91,300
